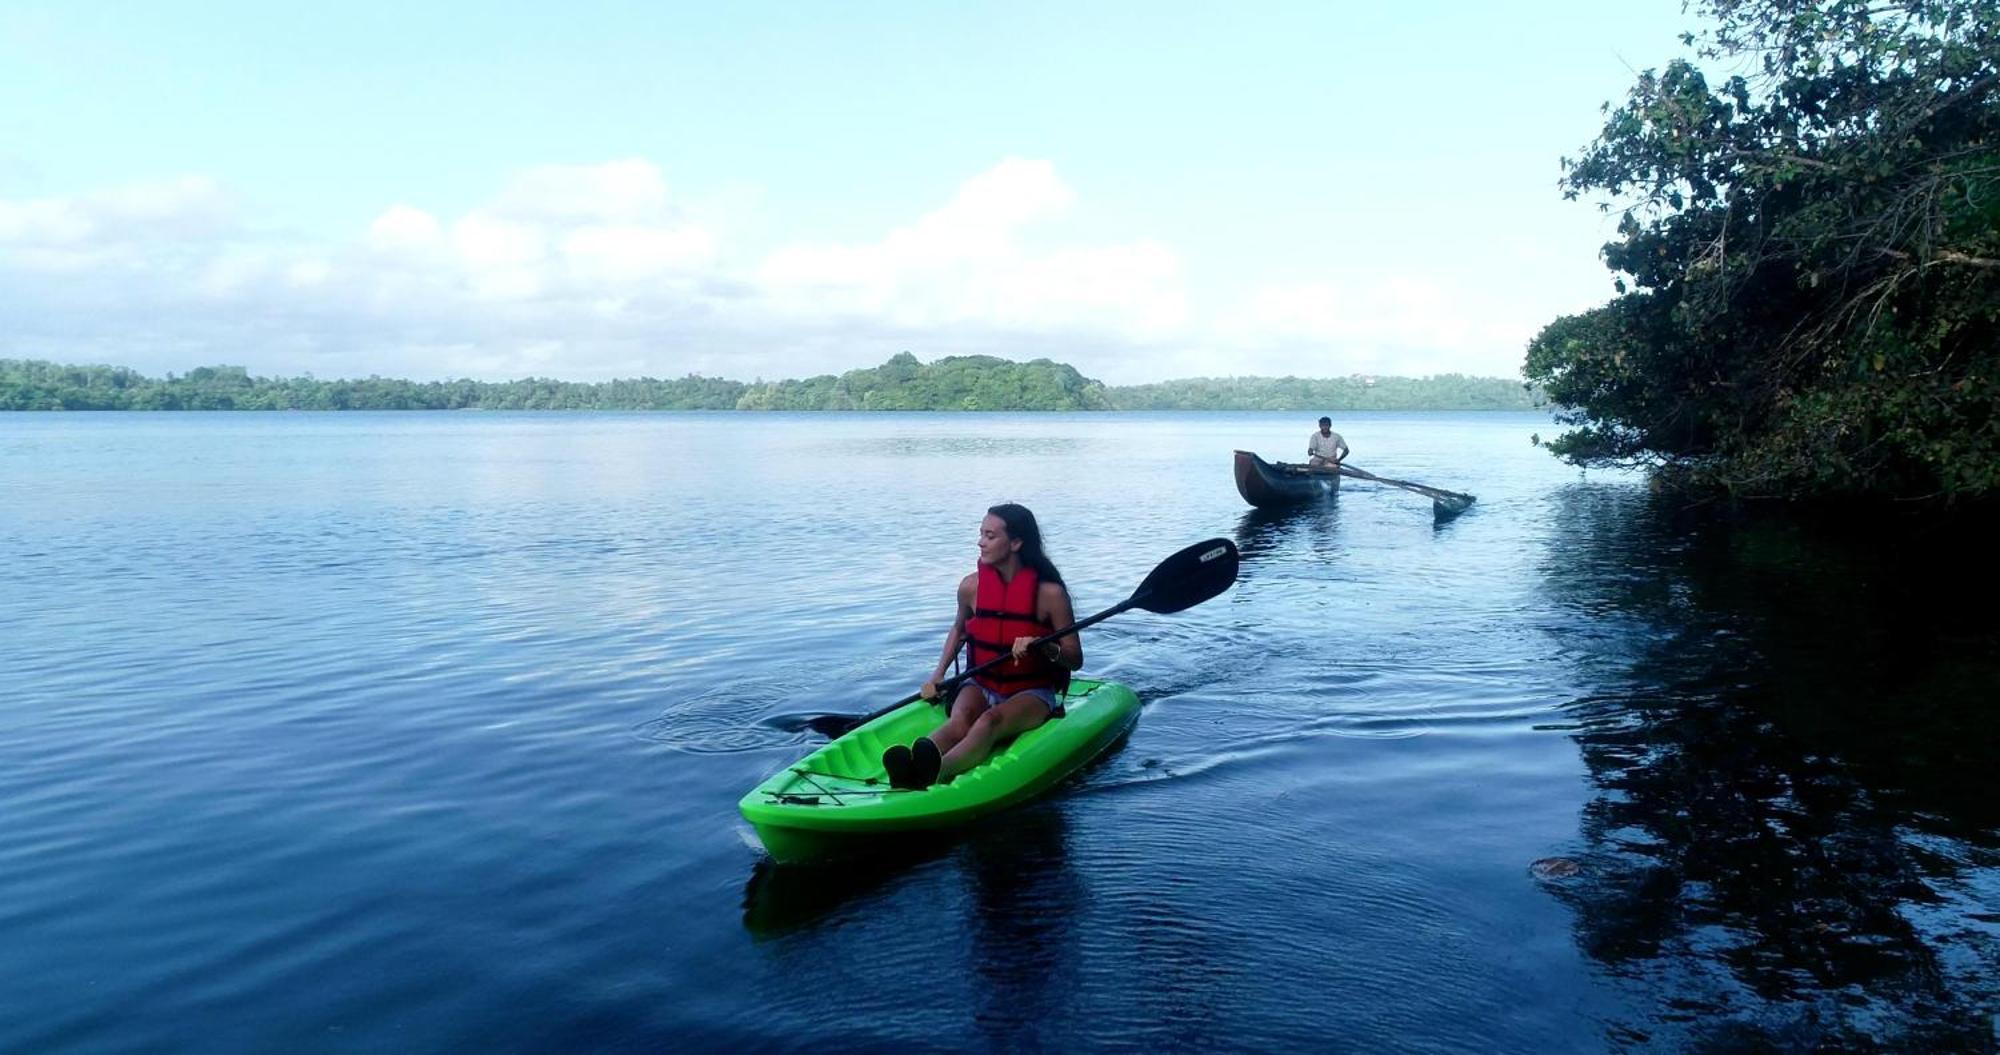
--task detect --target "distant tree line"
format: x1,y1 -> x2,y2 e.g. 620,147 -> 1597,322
0,354 -> 1537,412
0,361 -> 748,411
1106,373 -> 1537,410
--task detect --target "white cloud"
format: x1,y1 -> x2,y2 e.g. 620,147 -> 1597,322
759,158 -> 1080,292
759,157 -> 1183,338
196,248 -> 273,298
449,213 -> 546,269
367,205 -> 444,255
0,197 -> 93,245
491,159 -> 671,223
561,224 -> 715,283
286,257 -> 332,289
348,170 -> 717,312
0,158 -> 1542,384
0,176 -> 231,249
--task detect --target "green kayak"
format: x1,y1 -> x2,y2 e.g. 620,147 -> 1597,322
739,678 -> 1141,863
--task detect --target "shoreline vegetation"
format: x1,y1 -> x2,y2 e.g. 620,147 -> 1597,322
1523,0 -> 1997,504
0,354 -> 1539,413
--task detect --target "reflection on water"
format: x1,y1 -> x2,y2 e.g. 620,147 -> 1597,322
1540,488 -> 2000,1050
4,411 -> 1992,1052
962,808 -> 1080,1042
741,837 -> 959,939
842,434 -> 1094,459
1231,504 -> 1342,581
1233,506 -> 1300,566
741,736 -> 1126,945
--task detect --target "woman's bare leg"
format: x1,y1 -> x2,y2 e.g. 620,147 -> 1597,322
925,683 -> 989,755
938,694 -> 1051,781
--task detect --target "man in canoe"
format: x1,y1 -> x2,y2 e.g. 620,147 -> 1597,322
1308,416 -> 1349,470
881,503 -> 1083,790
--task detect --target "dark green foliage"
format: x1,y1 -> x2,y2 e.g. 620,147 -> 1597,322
1527,0 -> 2000,503
1108,373 -> 1538,411
0,359 -> 749,411
0,354 -> 1537,412
732,352 -> 1113,410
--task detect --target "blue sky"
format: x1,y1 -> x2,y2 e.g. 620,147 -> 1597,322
1,2 -> 1695,384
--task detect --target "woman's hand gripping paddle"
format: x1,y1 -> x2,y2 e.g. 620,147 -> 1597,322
800,538 -> 1240,739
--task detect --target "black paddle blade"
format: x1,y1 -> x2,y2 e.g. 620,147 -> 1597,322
1130,537 -> 1239,614
798,690 -> 928,739
803,713 -> 867,738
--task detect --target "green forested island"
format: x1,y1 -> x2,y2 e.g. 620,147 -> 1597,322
0,354 -> 1538,412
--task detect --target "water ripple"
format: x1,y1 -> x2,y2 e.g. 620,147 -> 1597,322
1,411 -> 1989,1053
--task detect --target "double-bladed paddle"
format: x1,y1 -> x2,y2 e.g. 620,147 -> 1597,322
802,537 -> 1241,739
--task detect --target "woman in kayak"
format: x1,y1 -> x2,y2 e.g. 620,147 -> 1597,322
882,503 -> 1082,790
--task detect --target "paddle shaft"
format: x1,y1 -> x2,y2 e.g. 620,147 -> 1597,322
841,597 -> 1138,730
802,537 -> 1236,738
1308,463 -> 1471,503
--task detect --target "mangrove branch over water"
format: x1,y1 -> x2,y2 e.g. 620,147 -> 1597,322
1525,0 -> 2000,503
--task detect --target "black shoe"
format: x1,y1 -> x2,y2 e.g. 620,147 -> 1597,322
882,744 -> 918,789
910,737 -> 942,789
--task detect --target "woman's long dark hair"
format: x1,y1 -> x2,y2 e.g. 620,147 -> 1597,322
988,503 -> 1065,587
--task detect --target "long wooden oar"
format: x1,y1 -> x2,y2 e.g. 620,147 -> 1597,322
802,537 -> 1241,738
1316,463 -> 1476,518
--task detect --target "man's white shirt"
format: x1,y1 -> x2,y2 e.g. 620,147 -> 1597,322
1308,430 -> 1346,462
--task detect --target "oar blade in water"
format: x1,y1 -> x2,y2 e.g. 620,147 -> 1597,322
802,708 -> 908,740
1339,462 -> 1476,518
1433,494 -> 1475,520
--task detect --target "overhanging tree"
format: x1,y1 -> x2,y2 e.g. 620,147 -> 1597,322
1526,0 -> 2000,501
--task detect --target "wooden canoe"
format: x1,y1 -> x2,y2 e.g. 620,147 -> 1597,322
1233,449 -> 1339,508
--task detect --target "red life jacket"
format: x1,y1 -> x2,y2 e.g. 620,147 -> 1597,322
965,562 -> 1069,696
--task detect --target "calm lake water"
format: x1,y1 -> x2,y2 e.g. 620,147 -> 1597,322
1,411 -> 1994,1053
